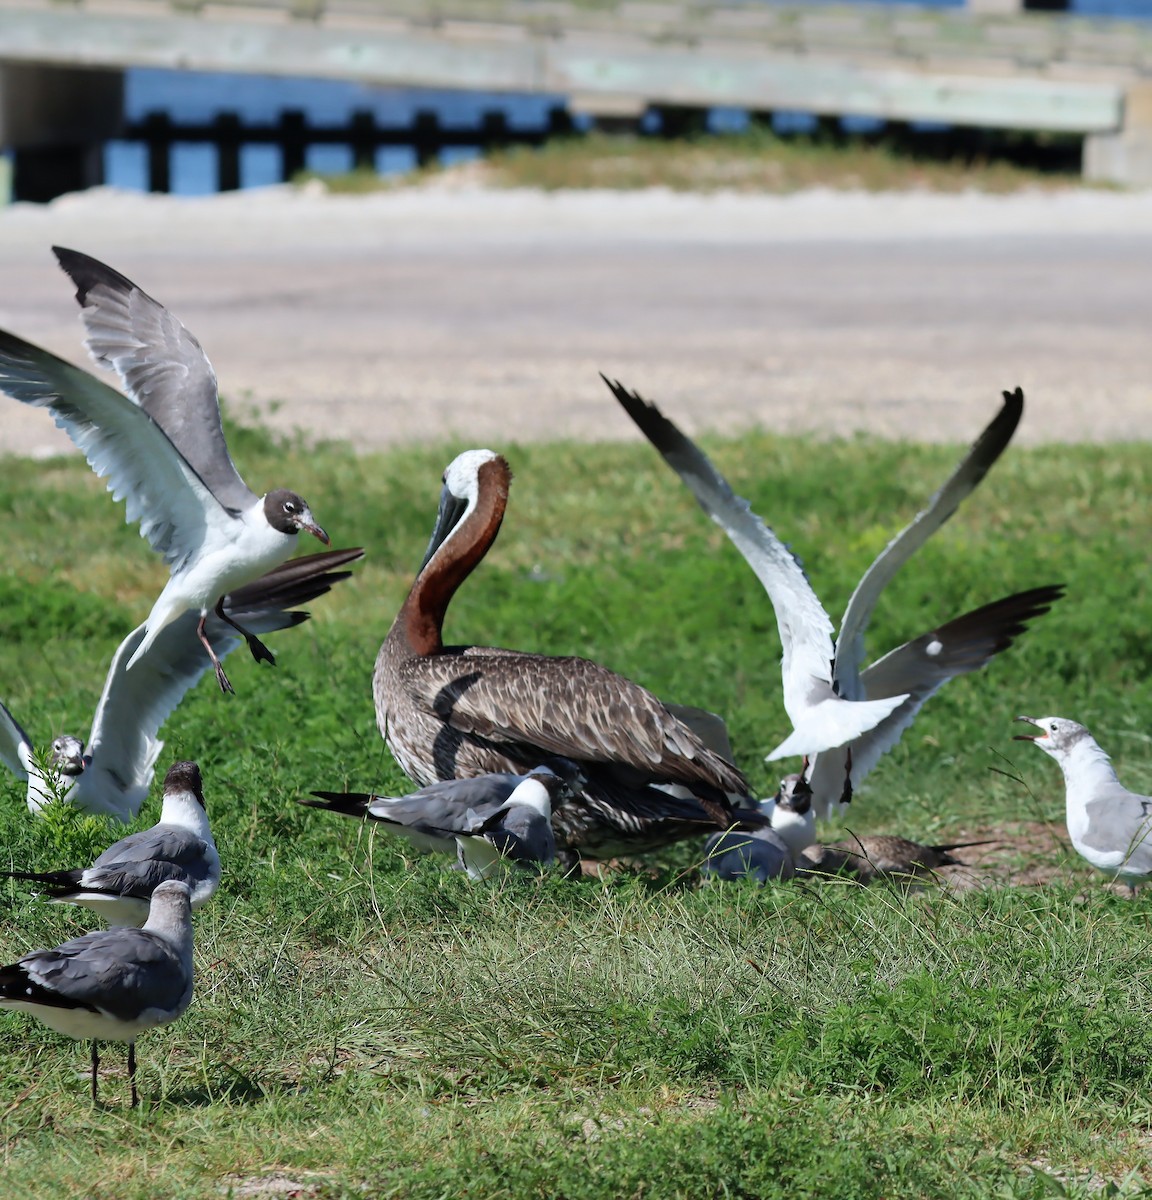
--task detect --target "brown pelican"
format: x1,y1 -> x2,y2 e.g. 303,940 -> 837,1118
372,449 -> 758,859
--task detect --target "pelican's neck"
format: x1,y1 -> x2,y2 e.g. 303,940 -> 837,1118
393,459 -> 511,657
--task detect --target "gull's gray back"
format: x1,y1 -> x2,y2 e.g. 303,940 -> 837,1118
21,927 -> 191,1023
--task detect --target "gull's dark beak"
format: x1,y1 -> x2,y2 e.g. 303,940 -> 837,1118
300,510 -> 330,545
1013,715 -> 1043,742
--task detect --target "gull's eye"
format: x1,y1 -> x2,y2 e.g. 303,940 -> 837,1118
284,500 -> 297,514
1050,723 -> 1058,732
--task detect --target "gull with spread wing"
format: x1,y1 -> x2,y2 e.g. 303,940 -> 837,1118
0,548 -> 361,821
608,379 -> 1060,818
0,247 -> 332,693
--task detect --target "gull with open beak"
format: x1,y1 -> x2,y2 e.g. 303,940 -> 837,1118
1016,715 -> 1152,895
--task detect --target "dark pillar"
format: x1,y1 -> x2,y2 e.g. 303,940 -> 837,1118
1,64 -> 123,202
412,110 -> 441,168
278,109 -> 308,180
214,112 -> 242,191
349,109 -> 378,171
142,111 -> 172,194
654,105 -> 708,139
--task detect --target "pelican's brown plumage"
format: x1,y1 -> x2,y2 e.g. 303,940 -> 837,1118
373,449 -> 756,858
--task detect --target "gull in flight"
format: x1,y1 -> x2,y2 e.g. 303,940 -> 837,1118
0,547 -> 362,821
0,247 -> 332,693
3,760 -> 218,927
608,378 -> 1061,817
0,878 -> 193,1106
1016,716 -> 1152,895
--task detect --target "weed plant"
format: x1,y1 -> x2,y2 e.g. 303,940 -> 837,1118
0,417 -> 1150,1197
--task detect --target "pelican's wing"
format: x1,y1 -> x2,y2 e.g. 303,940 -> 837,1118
0,330 -> 232,572
85,549 -> 363,813
665,704 -> 734,761
53,246 -> 255,513
400,650 -> 748,798
0,699 -> 33,780
605,377 -> 835,716
835,388 -> 1023,694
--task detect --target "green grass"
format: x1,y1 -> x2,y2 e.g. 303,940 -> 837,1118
306,128 -> 1085,196
1,417 -> 1152,1196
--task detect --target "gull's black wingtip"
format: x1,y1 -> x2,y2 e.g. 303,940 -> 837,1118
53,245 -> 139,307
601,374 -> 685,456
1000,386 -> 1025,424
299,791 -> 374,816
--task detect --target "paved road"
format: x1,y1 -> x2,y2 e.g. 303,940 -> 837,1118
1,185 -> 1150,458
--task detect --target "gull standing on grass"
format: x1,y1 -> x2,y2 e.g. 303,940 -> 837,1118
607,378 -> 1061,818
2,761 -> 218,927
0,548 -> 362,821
0,878 -> 194,1107
304,763 -> 582,871
702,775 -> 816,884
0,247 -> 332,694
447,768 -> 562,881
1016,716 -> 1152,895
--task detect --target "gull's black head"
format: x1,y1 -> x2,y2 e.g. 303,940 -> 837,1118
264,489 -> 329,545
163,760 -> 206,809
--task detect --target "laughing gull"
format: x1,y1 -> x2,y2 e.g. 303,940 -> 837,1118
0,547 -> 361,821
304,762 -> 582,867
0,249 -> 332,693
0,878 -> 193,1106
607,377 -> 911,763
701,775 -> 815,884
607,378 -> 1061,818
3,761 -> 218,927
448,770 -> 561,881
798,835 -> 990,884
1016,716 -> 1152,894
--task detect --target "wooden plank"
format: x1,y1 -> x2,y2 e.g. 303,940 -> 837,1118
0,9 -> 544,86
545,37 -> 1124,132
16,0 -> 1152,75
0,2 -> 1130,137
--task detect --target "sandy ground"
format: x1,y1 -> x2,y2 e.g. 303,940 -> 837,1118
2,181 -> 1152,459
